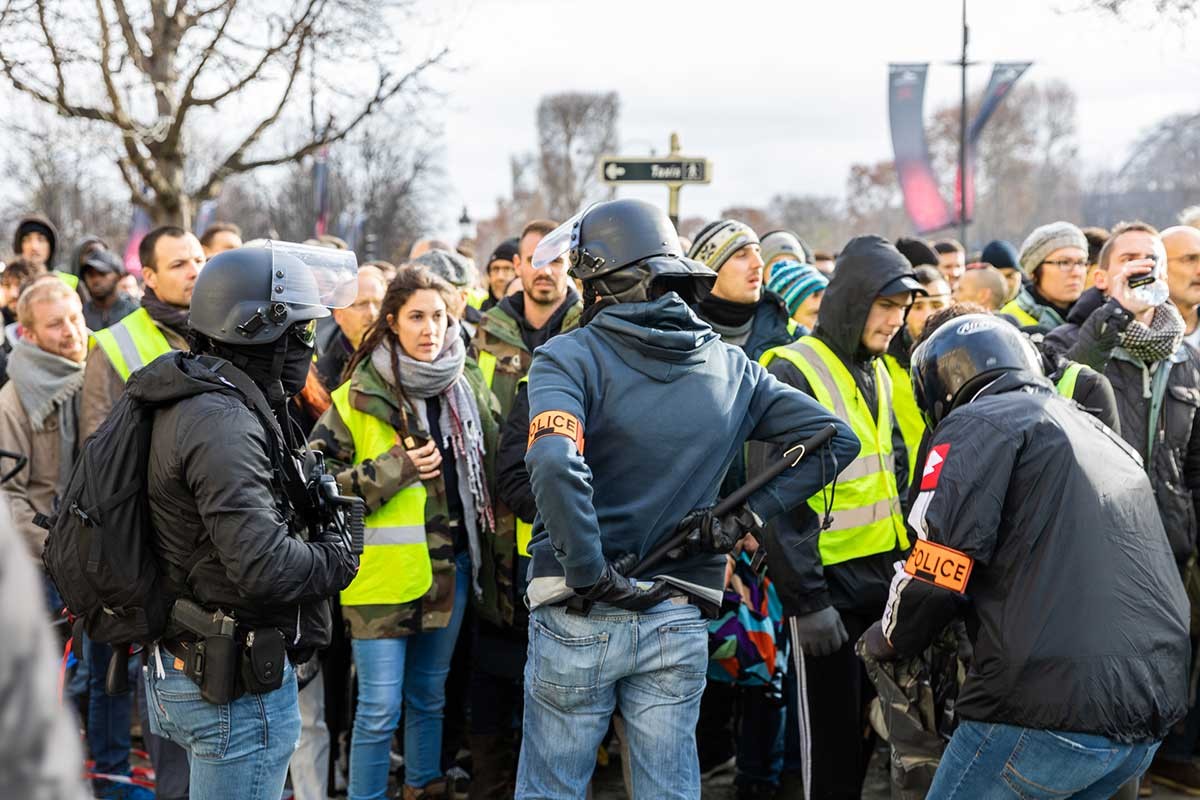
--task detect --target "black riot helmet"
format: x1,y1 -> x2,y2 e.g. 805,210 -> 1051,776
189,241 -> 358,345
910,313 -> 1043,427
533,199 -> 715,310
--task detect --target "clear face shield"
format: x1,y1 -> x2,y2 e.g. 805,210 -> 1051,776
532,213 -> 582,271
263,240 -> 359,310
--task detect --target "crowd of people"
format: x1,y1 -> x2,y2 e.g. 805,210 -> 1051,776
3,200 -> 1200,800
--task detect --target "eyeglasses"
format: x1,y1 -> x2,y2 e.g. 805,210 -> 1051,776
1040,258 -> 1088,272
290,319 -> 317,347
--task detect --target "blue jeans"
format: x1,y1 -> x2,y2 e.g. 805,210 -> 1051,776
87,639 -> 135,782
348,551 -> 470,799
143,650 -> 301,800
929,720 -> 1160,799
516,599 -> 709,800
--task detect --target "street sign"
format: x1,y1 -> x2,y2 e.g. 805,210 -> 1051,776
600,157 -> 711,185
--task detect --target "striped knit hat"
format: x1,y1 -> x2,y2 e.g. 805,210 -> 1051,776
688,219 -> 759,271
766,261 -> 828,316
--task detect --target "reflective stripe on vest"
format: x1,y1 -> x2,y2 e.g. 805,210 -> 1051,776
1056,362 -> 1084,400
478,350 -> 497,388
331,382 -> 432,606
91,307 -> 173,381
882,354 -> 924,482
760,338 -> 908,566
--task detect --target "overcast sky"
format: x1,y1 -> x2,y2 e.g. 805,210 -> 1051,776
420,0 -> 1198,238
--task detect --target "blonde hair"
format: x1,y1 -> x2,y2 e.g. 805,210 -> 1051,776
17,275 -> 79,329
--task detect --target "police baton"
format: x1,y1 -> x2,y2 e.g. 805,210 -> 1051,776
621,423 -> 839,577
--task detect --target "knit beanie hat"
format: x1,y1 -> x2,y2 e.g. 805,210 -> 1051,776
488,237 -> 519,266
760,230 -> 811,266
980,239 -> 1020,271
1018,222 -> 1087,276
766,261 -> 828,316
894,237 -> 940,268
416,249 -> 473,287
688,220 -> 759,271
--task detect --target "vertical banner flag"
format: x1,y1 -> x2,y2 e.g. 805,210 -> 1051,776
954,62 -> 1032,223
313,147 -> 330,237
888,64 -> 954,234
123,205 -> 153,276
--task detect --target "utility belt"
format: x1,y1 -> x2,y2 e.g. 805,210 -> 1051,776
159,598 -> 287,705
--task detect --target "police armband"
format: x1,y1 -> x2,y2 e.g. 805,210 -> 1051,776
904,539 -> 973,594
527,410 -> 585,454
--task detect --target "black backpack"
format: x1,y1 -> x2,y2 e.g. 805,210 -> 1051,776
41,354 -> 274,645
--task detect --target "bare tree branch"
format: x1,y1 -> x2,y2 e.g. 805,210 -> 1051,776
111,0 -> 150,74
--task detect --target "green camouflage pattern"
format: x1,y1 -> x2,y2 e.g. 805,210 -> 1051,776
858,624 -> 968,799
308,354 -> 499,638
468,297 -> 581,627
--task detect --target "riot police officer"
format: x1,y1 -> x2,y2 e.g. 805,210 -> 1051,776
862,314 -> 1188,798
516,199 -> 859,799
136,243 -> 360,800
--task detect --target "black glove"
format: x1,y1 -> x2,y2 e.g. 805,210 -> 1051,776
857,619 -> 897,661
790,606 -> 850,657
577,563 -> 675,612
673,505 -> 762,558
316,529 -> 360,588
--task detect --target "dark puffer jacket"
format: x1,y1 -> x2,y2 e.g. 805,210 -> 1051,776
134,353 -> 357,652
884,372 -> 1189,742
1044,288 -> 1200,565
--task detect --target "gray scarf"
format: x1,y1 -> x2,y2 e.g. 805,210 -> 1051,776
370,321 -> 493,595
1120,302 -> 1186,364
7,338 -> 84,489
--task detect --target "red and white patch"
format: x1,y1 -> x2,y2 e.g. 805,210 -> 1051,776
920,444 -> 950,491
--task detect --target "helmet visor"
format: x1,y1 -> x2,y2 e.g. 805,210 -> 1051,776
532,213 -> 581,270
266,240 -> 359,309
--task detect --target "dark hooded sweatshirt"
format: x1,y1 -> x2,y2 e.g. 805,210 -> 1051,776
753,236 -> 915,617
523,294 -> 859,614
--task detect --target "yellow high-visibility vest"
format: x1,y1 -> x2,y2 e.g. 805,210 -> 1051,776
55,271 -> 79,290
332,382 -> 433,606
467,288 -> 489,310
1001,298 -> 1040,328
760,337 -> 908,566
511,375 -> 536,557
882,354 -> 924,483
91,307 -> 173,381
1056,361 -> 1084,399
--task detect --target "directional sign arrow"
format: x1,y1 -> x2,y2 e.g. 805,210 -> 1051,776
604,162 -> 626,181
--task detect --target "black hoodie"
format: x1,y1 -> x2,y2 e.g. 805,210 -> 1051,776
752,236 -> 917,617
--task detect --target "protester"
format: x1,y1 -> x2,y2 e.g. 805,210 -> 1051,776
198,221 -> 243,258
760,229 -> 812,282
482,238 -> 519,312
932,238 -> 966,292
1041,221 -> 1200,791
416,248 -> 483,347
766,261 -> 827,334
862,313 -> 1188,798
755,236 -> 919,799
1163,225 -> 1200,348
689,219 -> 800,362
1000,222 -> 1089,334
0,256 -> 39,327
894,236 -> 939,270
0,493 -> 90,800
978,239 -> 1023,304
310,266 -> 498,800
469,219 -> 582,795
80,249 -> 138,331
883,265 -> 949,483
315,264 -> 387,390
516,198 -> 858,799
1181,206 -> 1200,230
955,263 -> 1009,312
69,234 -> 108,278
0,276 -> 144,799
12,214 -> 57,269
410,238 -> 452,260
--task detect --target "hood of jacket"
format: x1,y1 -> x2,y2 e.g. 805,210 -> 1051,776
815,235 -> 919,364
586,294 -> 720,383
125,351 -> 242,407
68,234 -> 109,277
12,214 -> 58,266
